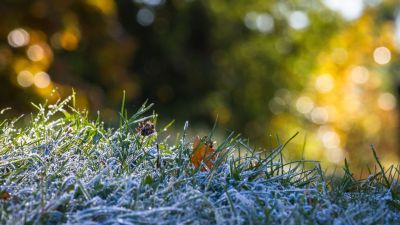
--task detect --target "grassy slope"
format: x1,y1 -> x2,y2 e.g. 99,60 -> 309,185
0,96 -> 399,225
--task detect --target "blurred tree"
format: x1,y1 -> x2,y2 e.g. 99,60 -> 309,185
115,0 -> 217,121
115,0 -> 341,138
0,0 -> 135,117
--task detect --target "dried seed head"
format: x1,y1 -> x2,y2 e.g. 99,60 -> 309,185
136,120 -> 155,136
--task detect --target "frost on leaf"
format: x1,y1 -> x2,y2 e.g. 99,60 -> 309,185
191,136 -> 215,171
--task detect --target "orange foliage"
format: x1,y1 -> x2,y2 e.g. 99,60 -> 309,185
191,136 -> 216,171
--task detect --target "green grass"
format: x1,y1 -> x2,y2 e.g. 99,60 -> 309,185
0,96 -> 399,225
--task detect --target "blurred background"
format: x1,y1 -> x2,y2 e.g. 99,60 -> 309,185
0,0 -> 399,172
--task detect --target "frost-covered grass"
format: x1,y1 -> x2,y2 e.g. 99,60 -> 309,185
0,96 -> 400,225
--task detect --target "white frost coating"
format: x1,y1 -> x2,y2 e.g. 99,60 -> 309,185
0,98 -> 399,225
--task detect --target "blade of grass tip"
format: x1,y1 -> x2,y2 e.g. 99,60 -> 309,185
367,165 -> 372,175
281,131 -> 299,152
130,115 -> 155,125
395,166 -> 400,180
137,102 -> 154,117
152,110 -> 158,124
302,133 -> 307,160
275,134 -> 281,146
207,115 -> 219,140
263,132 -> 299,166
385,166 -> 400,200
238,144 -> 241,165
119,90 -> 126,129
385,165 -> 394,181
274,133 -> 282,176
0,118 -> 7,131
343,158 -> 353,179
212,131 -> 236,156
280,150 -> 284,175
339,158 -> 355,192
31,102 -> 42,111
177,121 -> 189,176
159,120 -> 175,136
72,88 -> 76,108
0,107 -> 11,115
370,144 -> 390,187
128,102 -> 155,125
316,163 -> 328,194
207,132 -> 238,176
238,140 -> 254,155
388,166 -> 395,180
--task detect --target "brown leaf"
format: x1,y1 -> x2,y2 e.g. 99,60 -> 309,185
191,136 -> 215,171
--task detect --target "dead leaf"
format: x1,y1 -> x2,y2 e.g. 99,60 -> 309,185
191,136 -> 215,171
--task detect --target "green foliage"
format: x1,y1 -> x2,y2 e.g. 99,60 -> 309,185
2,0 -> 400,169
0,97 -> 399,224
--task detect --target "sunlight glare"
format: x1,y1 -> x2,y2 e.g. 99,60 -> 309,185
27,45 -> 44,61
311,107 -> 329,124
33,72 -> 51,88
350,66 -> 369,84
244,12 -> 274,33
288,11 -> 309,30
373,47 -> 391,65
7,28 -> 30,48
378,93 -> 396,111
322,0 -> 364,21
17,70 -> 34,87
256,13 -> 274,33
324,147 -> 345,164
296,96 -> 314,114
137,8 -> 154,26
315,74 -> 334,93
322,131 -> 341,148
